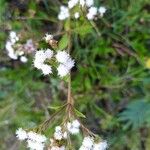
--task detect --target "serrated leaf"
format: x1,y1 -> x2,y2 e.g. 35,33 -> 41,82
118,100 -> 150,129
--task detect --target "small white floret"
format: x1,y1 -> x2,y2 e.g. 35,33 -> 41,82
27,140 -> 45,150
79,0 -> 85,7
16,128 -> 27,141
99,6 -> 106,17
20,56 -> 28,63
45,49 -> 53,59
72,119 -> 80,128
85,0 -> 94,7
57,64 -> 70,77
56,51 -> 70,63
74,12 -> 80,19
87,7 -> 97,20
82,136 -> 94,148
41,64 -> 52,75
93,141 -> 108,150
44,33 -> 53,43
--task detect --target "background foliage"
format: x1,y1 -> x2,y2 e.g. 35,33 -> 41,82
0,0 -> 150,149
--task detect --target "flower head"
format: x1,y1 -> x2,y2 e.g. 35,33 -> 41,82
54,126 -> 63,140
41,64 -> 52,75
87,7 -> 97,20
58,6 -> 70,20
99,6 -> 106,17
67,120 -> 80,135
57,64 -> 70,77
93,141 -> 108,150
20,56 -> 28,63
85,0 -> 94,7
27,131 -> 47,143
27,140 -> 45,150
82,136 -> 94,149
16,128 -> 27,141
56,51 -> 70,63
44,33 -> 53,43
74,12 -> 80,19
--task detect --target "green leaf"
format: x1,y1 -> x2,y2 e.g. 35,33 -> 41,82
74,109 -> 86,118
58,34 -> 69,50
74,24 -> 92,36
48,104 -> 66,111
118,100 -> 150,129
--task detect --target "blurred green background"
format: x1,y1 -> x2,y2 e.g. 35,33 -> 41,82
0,0 -> 150,149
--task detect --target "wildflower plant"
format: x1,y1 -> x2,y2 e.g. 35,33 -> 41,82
15,0 -> 108,149
16,32 -> 108,149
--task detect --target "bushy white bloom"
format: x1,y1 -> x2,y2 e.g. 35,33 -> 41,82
55,126 -> 62,132
57,64 -> 70,77
79,146 -> 89,150
35,50 -> 46,63
16,128 -> 27,141
20,56 -> 28,63
51,146 -> 65,150
64,58 -> 75,70
87,7 -> 97,20
67,120 -> 80,134
56,51 -> 74,77
41,64 -> 52,75
27,140 -> 45,150
56,51 -> 70,63
74,12 -> 80,19
5,31 -> 19,60
44,33 -> 53,43
68,0 -> 79,9
27,131 -> 47,143
85,0 -> 94,7
81,136 -> 94,149
63,131 -> 67,139
34,60 -> 43,69
6,41 -> 18,60
93,141 -> 108,150
58,6 -> 70,20
79,0 -> 85,7
45,49 -> 53,59
9,31 -> 19,44
56,51 -> 75,77
54,126 -> 63,140
34,49 -> 53,75
72,119 -> 80,128
98,6 -> 106,17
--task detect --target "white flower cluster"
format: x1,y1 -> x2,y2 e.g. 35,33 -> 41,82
16,128 -> 47,150
34,49 -> 53,75
67,119 -> 80,134
50,120 -> 80,149
54,126 -> 67,140
79,136 -> 108,150
58,0 -> 106,20
44,33 -> 53,43
34,49 -> 74,77
58,6 -> 70,20
53,120 -> 80,140
5,31 -> 28,63
56,51 -> 75,77
86,6 -> 106,20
